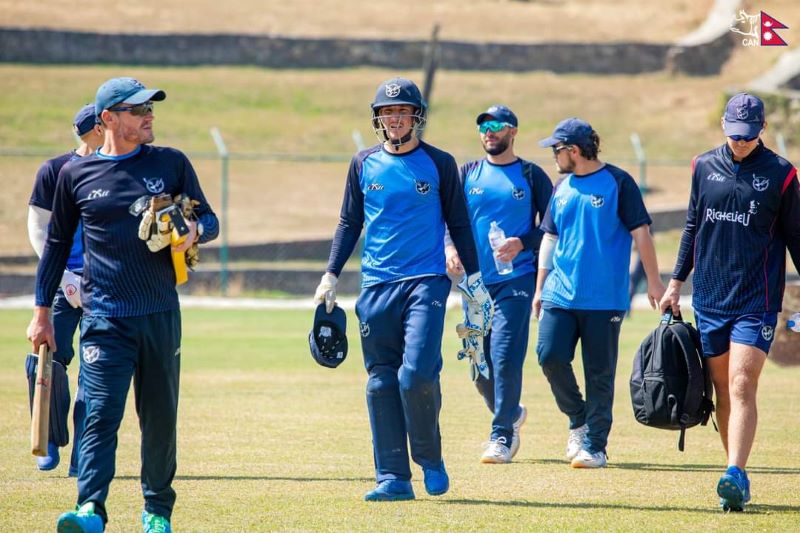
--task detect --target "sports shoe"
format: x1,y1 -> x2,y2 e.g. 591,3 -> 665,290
423,462 -> 450,496
570,449 -> 607,468
566,424 -> 588,460
142,510 -> 172,533
509,405 -> 527,458
717,466 -> 751,512
56,502 -> 104,533
37,442 -> 60,471
364,480 -> 415,502
481,437 -> 512,464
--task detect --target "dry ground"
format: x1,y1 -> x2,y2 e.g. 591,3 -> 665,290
1,0 -> 719,43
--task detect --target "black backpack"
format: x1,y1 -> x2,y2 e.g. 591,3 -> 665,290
630,311 -> 714,451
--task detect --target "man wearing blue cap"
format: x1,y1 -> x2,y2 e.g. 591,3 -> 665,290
445,105 -> 553,464
26,103 -> 104,476
534,117 -> 664,468
660,93 -> 800,511
27,77 -> 219,533
313,77 -> 490,502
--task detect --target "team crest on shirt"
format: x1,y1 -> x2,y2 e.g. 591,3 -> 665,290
82,345 -> 100,364
367,183 -> 384,191
142,177 -> 165,194
752,175 -> 769,192
415,180 -> 431,195
590,194 -> 604,208
761,325 -> 774,341
359,321 -> 371,337
512,187 -> 525,200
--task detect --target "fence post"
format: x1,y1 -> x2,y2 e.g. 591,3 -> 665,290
210,127 -> 229,296
629,132 -> 648,193
775,132 -> 789,158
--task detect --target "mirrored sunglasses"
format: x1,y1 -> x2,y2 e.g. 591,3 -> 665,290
552,144 -> 572,155
478,120 -> 512,134
728,134 -> 759,142
109,101 -> 154,117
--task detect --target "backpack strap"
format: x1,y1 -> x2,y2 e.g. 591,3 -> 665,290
671,323 -> 704,425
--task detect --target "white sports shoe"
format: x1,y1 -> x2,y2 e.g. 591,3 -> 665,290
481,437 -> 512,464
566,424 -> 588,460
570,449 -> 607,468
509,404 -> 527,458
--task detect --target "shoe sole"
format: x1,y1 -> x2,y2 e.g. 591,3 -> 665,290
717,476 -> 746,511
57,517 -> 87,533
426,486 -> 449,496
364,493 -> 415,502
570,459 -> 606,469
480,455 -> 511,464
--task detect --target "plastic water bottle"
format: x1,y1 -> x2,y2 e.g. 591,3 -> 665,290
488,221 -> 513,275
788,312 -> 800,333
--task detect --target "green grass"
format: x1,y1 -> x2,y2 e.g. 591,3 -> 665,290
1,308 -> 798,531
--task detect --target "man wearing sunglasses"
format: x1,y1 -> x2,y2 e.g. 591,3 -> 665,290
660,93 -> 800,512
445,105 -> 553,464
313,77 -> 489,502
27,77 -> 219,533
25,104 -> 104,477
535,118 -> 664,469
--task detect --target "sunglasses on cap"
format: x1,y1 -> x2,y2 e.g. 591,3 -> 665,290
109,101 -> 154,116
728,133 -> 759,142
478,120 -> 513,134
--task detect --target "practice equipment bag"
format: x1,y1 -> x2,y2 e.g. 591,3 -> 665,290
630,311 -> 714,451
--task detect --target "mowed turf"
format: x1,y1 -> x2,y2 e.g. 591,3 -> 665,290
0,308 -> 798,531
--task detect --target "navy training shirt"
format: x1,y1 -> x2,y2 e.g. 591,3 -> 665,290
540,163 -> 651,311
29,151 -> 84,272
460,158 -> 552,285
327,141 -> 479,286
35,145 -> 219,317
673,142 -> 800,314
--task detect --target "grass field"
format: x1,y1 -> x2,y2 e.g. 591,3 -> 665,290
1,308 -> 798,531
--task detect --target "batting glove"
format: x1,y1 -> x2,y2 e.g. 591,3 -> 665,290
59,270 -> 82,308
456,322 -> 490,381
314,273 -> 338,313
457,272 -> 493,336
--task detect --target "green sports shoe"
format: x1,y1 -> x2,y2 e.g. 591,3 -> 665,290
57,502 -> 104,533
142,510 -> 171,533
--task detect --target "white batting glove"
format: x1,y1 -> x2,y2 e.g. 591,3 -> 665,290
456,323 -> 490,381
59,270 -> 82,308
314,273 -> 338,313
457,272 -> 493,336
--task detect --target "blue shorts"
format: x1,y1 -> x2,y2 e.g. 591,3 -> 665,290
694,310 -> 778,357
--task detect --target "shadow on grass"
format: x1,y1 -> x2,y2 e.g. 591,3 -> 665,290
438,499 -> 800,514
116,475 -> 373,482
525,459 -> 800,475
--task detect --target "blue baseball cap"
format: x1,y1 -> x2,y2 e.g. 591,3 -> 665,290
476,105 -> 518,127
308,302 -> 348,369
95,77 -> 166,117
73,103 -> 98,137
539,117 -> 594,148
723,93 -> 765,138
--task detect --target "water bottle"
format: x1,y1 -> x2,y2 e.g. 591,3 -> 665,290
788,312 -> 800,333
488,221 -> 513,275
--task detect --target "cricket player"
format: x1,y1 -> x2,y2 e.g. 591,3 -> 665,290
535,118 -> 664,469
314,77 -> 491,501
445,105 -> 553,463
27,77 -> 219,533
26,103 -> 103,475
660,93 -> 800,512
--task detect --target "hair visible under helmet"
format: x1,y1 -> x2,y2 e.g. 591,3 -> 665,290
370,77 -> 427,150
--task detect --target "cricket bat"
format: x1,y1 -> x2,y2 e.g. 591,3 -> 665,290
31,343 -> 52,457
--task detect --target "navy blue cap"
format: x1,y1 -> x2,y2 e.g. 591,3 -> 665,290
95,77 -> 166,117
539,117 -> 594,148
73,103 -> 98,137
723,93 -> 765,138
476,105 -> 518,127
308,303 -> 348,369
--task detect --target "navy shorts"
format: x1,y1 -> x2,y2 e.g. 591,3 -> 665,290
694,309 -> 778,357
